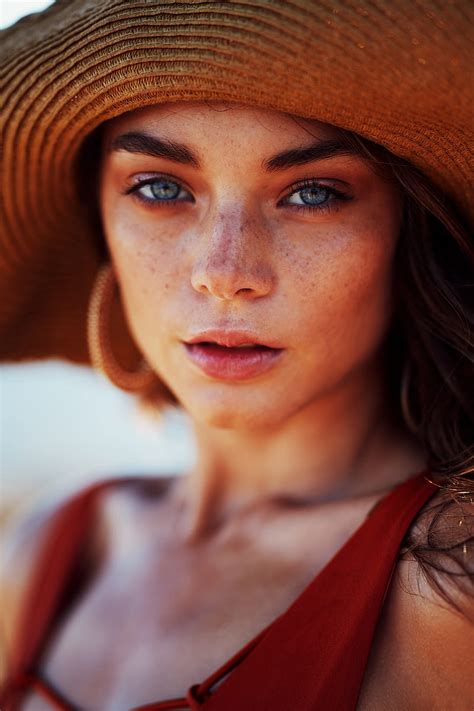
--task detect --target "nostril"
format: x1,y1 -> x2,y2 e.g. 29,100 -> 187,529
190,258 -> 273,300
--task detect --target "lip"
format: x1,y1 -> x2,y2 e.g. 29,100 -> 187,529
183,342 -> 284,381
184,329 -> 283,349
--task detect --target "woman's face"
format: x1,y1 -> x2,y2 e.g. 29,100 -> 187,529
99,102 -> 402,429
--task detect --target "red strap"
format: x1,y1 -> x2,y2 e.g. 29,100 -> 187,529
134,698 -> 189,710
3,477 -> 145,703
1,671 -> 74,710
200,471 -> 439,710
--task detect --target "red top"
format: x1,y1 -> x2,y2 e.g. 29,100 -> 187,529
1,470 -> 438,710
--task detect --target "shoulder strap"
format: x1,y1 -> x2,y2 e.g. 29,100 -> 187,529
199,471 -> 439,710
5,476 -> 138,679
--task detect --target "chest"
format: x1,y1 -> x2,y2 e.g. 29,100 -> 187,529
22,495 -> 393,710
25,552 -> 325,707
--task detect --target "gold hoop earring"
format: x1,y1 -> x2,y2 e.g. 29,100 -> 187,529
87,262 -> 157,393
400,360 -> 419,434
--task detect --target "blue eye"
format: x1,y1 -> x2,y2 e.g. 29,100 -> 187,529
147,179 -> 180,200
127,176 -> 193,206
282,178 -> 351,215
292,186 -> 330,206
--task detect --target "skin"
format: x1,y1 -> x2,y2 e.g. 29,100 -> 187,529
8,101 -> 473,709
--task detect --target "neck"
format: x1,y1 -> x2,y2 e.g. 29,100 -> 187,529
171,358 -> 426,542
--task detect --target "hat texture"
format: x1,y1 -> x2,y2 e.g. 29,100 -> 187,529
1,0 -> 473,366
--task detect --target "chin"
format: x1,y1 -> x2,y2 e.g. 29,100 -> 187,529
178,386 -> 299,431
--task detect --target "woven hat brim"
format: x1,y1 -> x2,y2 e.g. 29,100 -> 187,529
1,0 -> 473,364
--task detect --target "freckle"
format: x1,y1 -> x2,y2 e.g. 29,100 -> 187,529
164,283 -> 169,289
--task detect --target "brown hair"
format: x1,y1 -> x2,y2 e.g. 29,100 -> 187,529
331,128 -> 473,619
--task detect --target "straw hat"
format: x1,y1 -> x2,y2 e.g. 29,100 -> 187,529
1,1 -> 472,370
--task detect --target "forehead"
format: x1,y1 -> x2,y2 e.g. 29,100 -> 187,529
102,100 -> 342,144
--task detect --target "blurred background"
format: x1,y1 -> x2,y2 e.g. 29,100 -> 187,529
1,0 -> 53,29
1,362 -> 195,522
0,1 -> 195,528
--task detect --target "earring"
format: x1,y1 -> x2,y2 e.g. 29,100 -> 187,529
87,262 -> 157,393
400,360 -> 419,434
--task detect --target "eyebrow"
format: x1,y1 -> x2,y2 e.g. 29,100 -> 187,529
263,139 -> 358,172
110,132 -> 201,168
109,132 -> 358,172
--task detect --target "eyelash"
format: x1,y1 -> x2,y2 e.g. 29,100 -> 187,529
124,175 -> 352,215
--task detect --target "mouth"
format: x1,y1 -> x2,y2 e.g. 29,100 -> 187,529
182,341 -> 284,380
184,330 -> 284,349
189,341 -> 278,351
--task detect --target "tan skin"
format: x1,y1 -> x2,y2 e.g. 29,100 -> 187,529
4,102 -> 473,709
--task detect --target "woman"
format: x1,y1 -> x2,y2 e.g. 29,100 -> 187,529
1,1 -> 472,709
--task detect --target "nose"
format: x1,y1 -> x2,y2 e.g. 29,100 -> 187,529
190,209 -> 274,301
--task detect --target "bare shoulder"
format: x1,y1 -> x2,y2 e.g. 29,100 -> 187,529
358,487 -> 474,710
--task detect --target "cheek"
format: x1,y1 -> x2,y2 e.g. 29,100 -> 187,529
289,225 -> 397,361
100,198 -> 186,349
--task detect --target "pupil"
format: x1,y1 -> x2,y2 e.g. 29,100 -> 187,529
150,180 -> 179,200
301,187 -> 328,205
